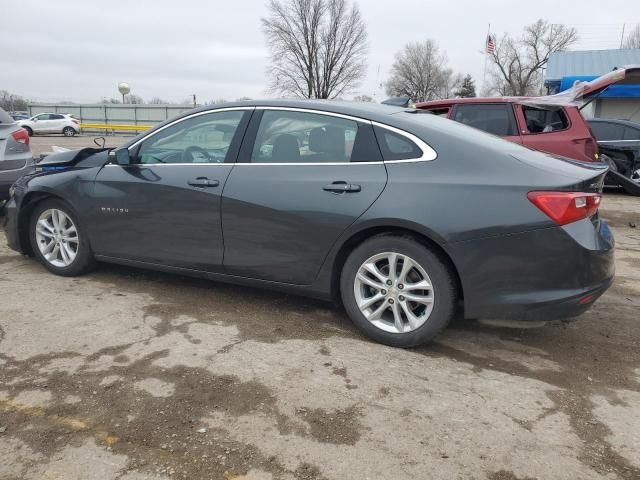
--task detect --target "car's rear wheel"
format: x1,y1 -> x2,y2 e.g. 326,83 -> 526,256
24,126 -> 33,136
340,235 -> 456,347
29,199 -> 95,276
62,126 -> 76,137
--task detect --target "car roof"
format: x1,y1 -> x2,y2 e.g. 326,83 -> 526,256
587,118 -> 640,128
192,99 -> 412,122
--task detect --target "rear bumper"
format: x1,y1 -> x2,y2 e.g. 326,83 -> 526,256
450,218 -> 615,322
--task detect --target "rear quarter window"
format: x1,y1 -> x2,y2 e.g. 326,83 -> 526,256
373,126 -> 422,161
522,106 -> 569,133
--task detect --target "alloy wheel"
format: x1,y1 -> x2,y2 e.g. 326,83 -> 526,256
353,251 -> 435,334
35,209 -> 79,268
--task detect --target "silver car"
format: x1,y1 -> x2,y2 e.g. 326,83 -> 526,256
0,107 -> 33,201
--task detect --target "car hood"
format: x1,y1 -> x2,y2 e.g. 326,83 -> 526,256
37,147 -> 111,171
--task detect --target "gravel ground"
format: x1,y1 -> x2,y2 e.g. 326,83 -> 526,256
1,138 -> 639,479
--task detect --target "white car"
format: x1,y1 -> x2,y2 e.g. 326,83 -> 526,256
18,113 -> 80,137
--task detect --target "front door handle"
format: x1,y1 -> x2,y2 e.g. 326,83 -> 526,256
188,177 -> 219,188
323,182 -> 361,193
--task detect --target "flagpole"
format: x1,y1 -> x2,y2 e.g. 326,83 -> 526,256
483,23 -> 490,94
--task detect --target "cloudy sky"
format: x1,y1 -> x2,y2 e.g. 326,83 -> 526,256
0,0 -> 638,103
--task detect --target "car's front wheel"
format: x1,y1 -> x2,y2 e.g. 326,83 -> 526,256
340,235 -> 456,347
29,199 -> 95,276
62,126 -> 76,137
23,126 -> 33,136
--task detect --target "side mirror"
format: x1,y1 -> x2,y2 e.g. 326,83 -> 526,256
32,118 -> 38,122
109,149 -> 132,165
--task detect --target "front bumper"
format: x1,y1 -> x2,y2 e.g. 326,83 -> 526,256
2,195 -> 21,252
451,217 -> 615,322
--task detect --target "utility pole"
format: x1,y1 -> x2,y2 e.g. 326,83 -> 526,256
620,23 -> 626,48
192,94 -> 197,107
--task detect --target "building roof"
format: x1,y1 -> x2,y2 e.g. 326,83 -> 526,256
546,49 -> 640,81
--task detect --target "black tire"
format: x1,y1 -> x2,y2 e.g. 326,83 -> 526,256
62,126 -> 76,137
340,235 -> 457,348
24,126 -> 33,137
29,198 -> 96,276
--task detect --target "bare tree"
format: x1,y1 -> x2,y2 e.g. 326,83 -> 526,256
0,90 -> 28,112
623,24 -> 640,49
352,94 -> 373,102
148,97 -> 168,104
488,20 -> 578,96
385,40 -> 458,102
262,0 -> 368,99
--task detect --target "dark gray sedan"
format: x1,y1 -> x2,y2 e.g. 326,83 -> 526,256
2,100 -> 614,347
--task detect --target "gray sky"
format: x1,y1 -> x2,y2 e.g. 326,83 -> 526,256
0,0 -> 638,103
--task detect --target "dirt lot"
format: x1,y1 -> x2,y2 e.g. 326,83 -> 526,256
1,138 -> 639,479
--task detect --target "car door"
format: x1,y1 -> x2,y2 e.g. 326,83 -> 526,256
89,107 -> 252,272
451,103 -> 523,144
221,108 -> 388,285
31,114 -> 52,133
49,113 -> 66,133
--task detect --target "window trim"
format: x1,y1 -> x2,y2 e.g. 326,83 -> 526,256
122,105 -> 437,166
235,107 -> 436,165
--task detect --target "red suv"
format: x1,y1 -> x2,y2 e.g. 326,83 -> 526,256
415,66 -> 640,164
416,98 -> 599,162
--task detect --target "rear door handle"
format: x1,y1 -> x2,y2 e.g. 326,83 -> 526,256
323,182 -> 361,193
188,177 -> 219,188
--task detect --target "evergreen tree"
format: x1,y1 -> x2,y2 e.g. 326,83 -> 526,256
455,74 -> 476,98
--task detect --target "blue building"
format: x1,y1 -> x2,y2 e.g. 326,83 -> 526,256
545,48 -> 640,122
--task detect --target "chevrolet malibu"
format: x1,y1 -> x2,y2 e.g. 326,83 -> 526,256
1,100 -> 614,347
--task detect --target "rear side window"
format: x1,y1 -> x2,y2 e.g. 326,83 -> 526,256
251,110 -> 381,163
374,126 -> 423,161
522,106 -> 568,133
452,104 -> 516,136
589,122 -> 624,141
50,114 -> 65,120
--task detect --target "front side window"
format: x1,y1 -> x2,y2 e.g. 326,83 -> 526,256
453,104 -> 516,136
136,110 -> 245,164
522,106 -> 569,133
34,114 -> 51,120
251,110 -> 365,163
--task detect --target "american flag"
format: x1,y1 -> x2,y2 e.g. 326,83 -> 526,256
486,34 -> 495,54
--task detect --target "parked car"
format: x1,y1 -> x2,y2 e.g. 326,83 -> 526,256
587,118 -> 640,195
416,66 -> 640,168
0,107 -> 34,202
18,113 -> 80,137
415,98 -> 599,163
10,113 -> 30,121
2,100 -> 614,347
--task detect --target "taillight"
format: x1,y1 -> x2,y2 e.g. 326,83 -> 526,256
527,191 -> 601,226
585,137 -> 598,162
11,128 -> 30,145
71,119 -> 80,125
